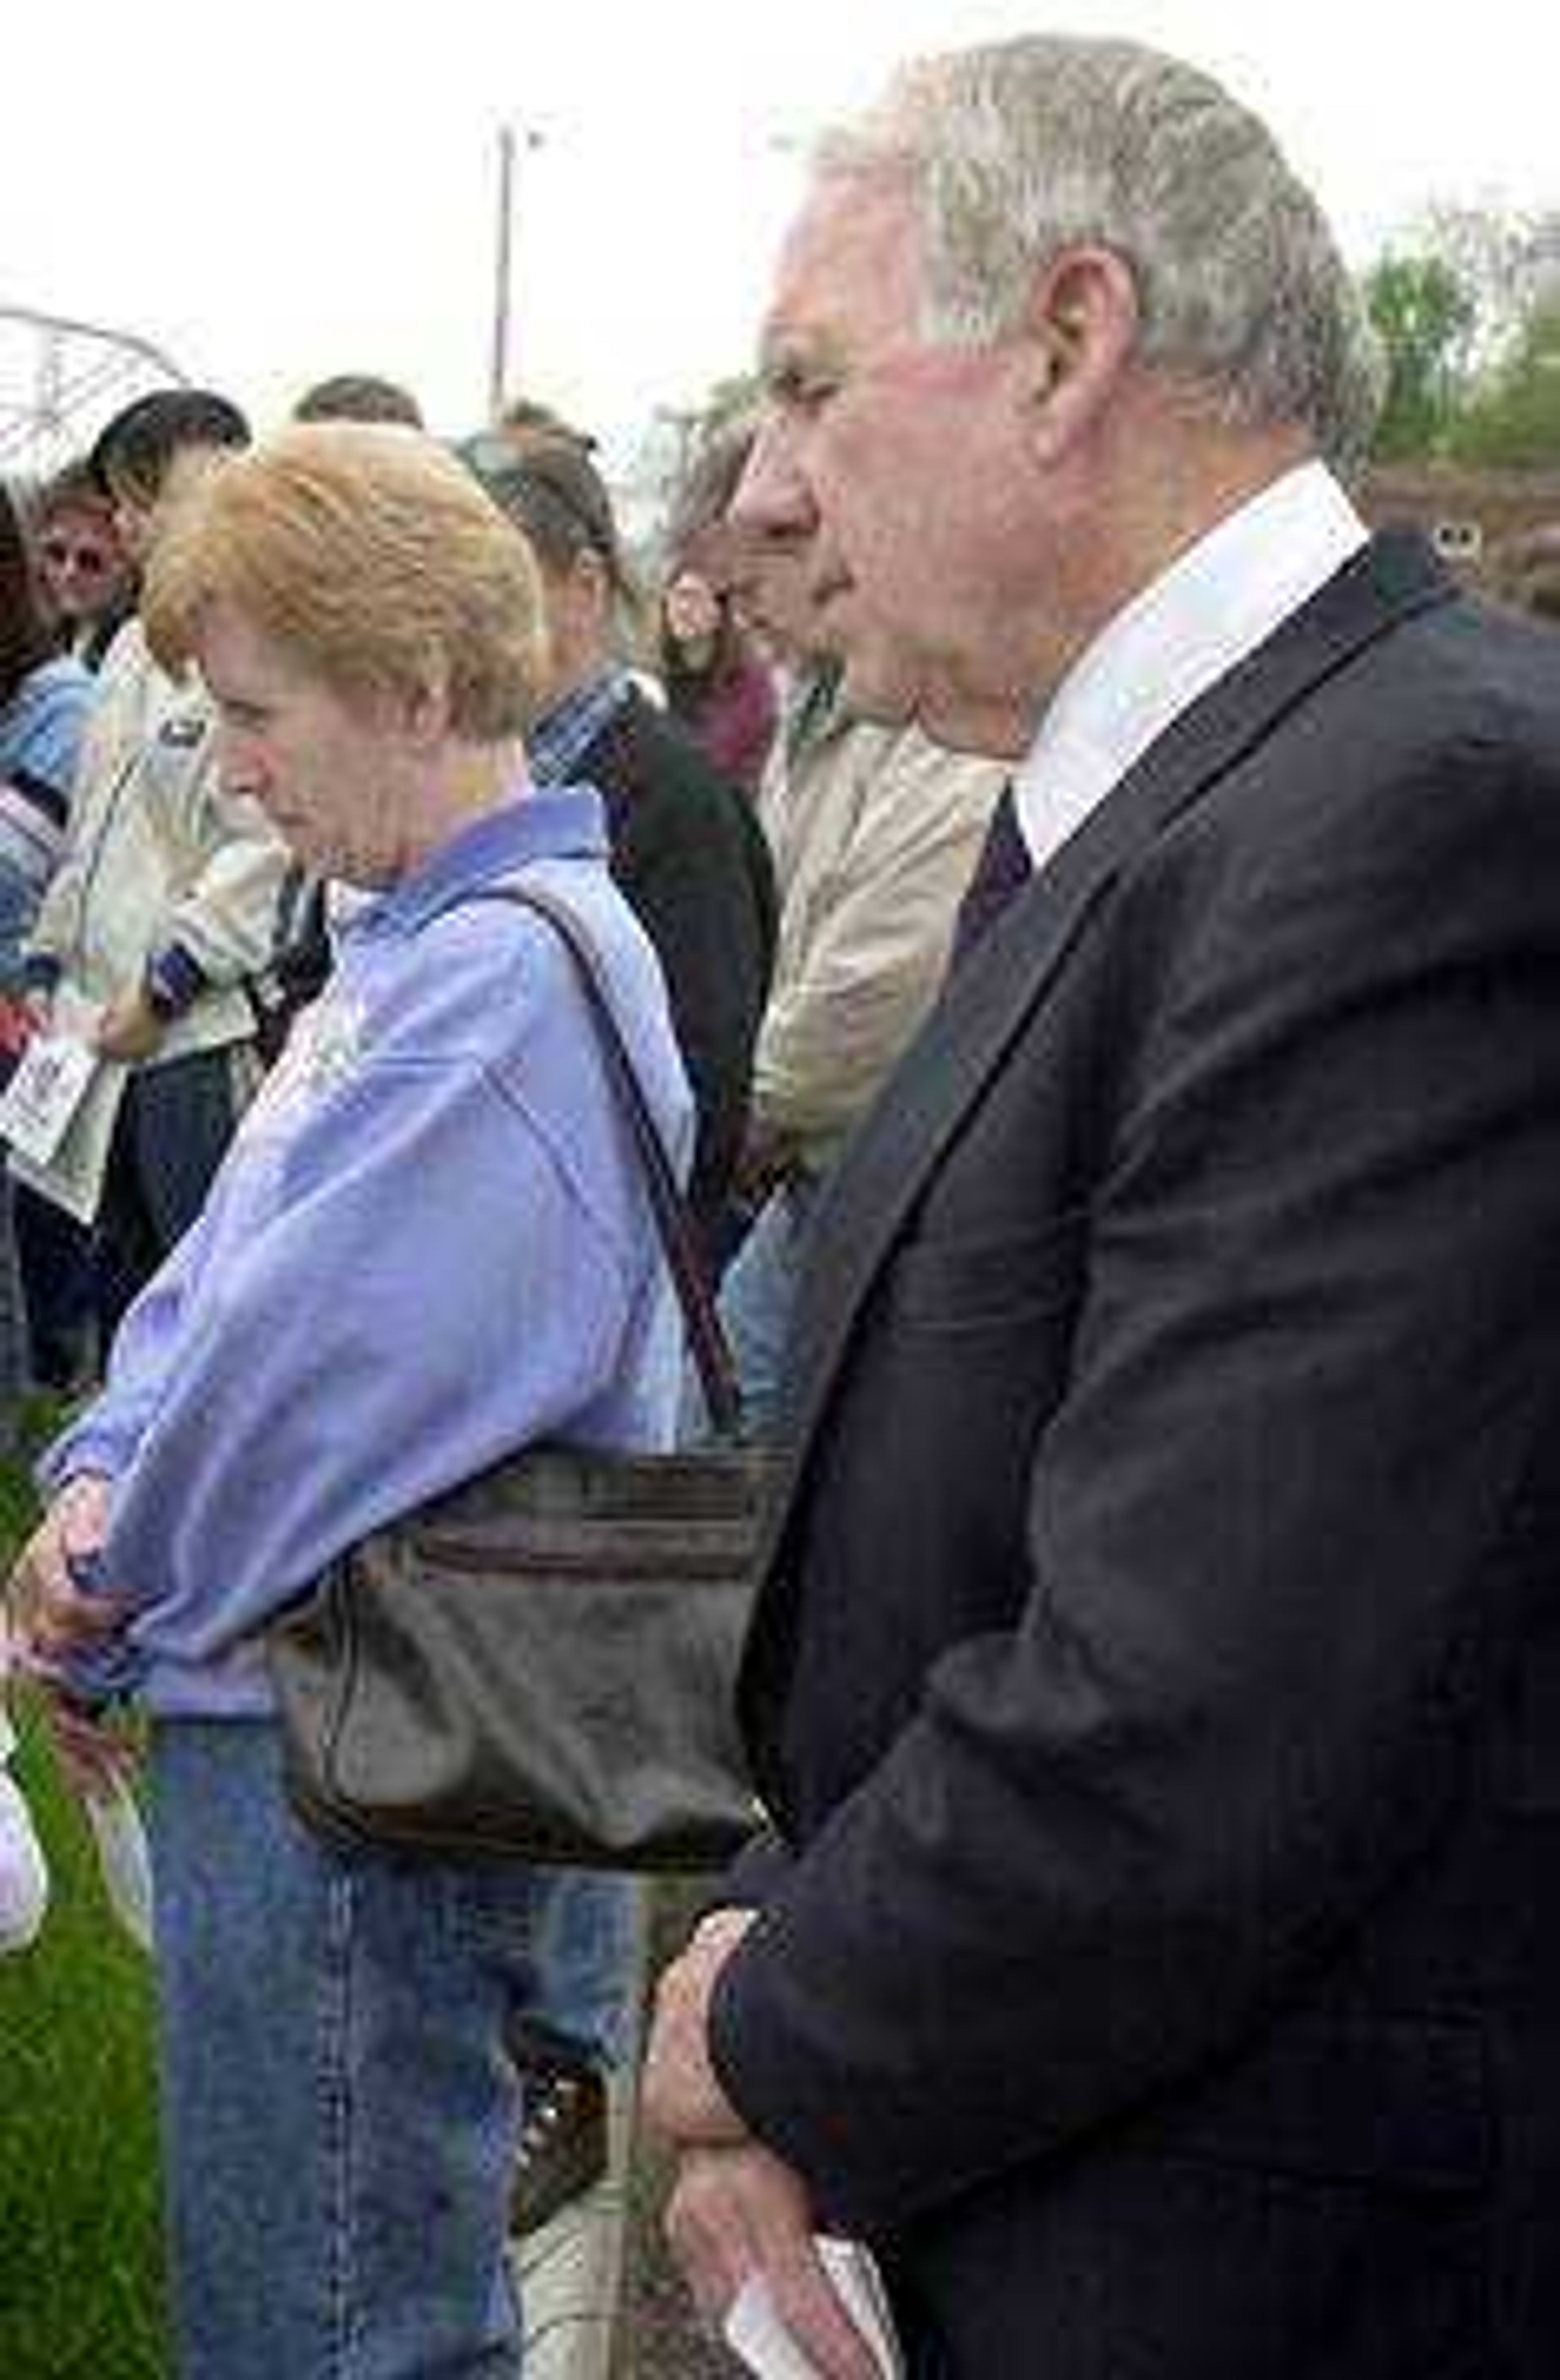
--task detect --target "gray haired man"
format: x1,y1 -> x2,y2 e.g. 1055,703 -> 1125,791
645,35 -> 1560,2378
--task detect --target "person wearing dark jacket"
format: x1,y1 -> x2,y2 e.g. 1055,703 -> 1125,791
644,35 -> 1560,2380
461,431 -> 776,1259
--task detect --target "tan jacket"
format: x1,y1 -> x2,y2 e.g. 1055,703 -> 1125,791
30,620 -> 290,1062
755,688 -> 1005,1171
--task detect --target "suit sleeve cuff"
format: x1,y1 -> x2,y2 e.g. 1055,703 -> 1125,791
706,1908 -> 911,2236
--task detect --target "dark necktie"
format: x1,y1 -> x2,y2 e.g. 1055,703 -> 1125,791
950,782 -> 1033,967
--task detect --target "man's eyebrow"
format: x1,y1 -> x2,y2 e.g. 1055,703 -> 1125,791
758,329 -> 847,393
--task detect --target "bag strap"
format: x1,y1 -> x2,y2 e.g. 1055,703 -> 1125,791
469,881 -> 744,1438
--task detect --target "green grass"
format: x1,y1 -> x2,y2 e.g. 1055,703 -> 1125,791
0,1401 -> 166,2378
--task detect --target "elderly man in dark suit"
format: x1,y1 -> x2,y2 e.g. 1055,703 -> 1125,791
643,33 -> 1560,2379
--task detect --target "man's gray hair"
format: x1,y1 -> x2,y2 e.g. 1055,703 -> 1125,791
821,36 -> 1383,466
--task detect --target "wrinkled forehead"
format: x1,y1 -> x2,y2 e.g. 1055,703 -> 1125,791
760,168 -> 925,372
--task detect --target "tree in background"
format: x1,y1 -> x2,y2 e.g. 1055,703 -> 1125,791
1447,287 -> 1560,470
1365,254 -> 1477,459
1364,202 -> 1560,467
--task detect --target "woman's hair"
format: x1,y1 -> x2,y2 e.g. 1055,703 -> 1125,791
38,459 -> 118,532
822,34 -> 1383,466
143,424 -> 548,740
456,431 -> 635,607
665,418 -> 758,564
0,480 -> 54,709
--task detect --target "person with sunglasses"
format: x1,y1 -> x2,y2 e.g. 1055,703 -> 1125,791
20,391 -> 291,1361
34,464 -> 135,672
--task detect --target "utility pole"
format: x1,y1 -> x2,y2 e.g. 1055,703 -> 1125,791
488,124 -> 544,422
489,125 -> 516,421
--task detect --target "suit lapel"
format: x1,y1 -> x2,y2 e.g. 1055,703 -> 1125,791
758,531 -> 1456,1576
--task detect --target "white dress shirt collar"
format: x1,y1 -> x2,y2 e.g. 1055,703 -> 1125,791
1012,460 -> 1368,874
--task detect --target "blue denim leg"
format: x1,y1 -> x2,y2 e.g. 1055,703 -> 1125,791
147,1719 -> 634,2379
706,1179 -> 814,1441
512,1858 -> 639,2069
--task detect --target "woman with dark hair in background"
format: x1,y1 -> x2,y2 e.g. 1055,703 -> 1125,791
657,560 -> 778,796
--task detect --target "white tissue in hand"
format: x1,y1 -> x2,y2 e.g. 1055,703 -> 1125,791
724,2236 -> 902,2378
0,1764 -> 49,1953
86,1776 -> 154,1952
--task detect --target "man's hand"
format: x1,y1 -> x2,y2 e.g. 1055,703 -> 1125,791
7,1476 -> 120,1667
666,2140 -> 884,2380
644,1906 -> 755,2147
95,987 -> 165,1062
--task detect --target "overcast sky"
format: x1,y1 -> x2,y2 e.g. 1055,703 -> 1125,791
2,0 -> 1553,468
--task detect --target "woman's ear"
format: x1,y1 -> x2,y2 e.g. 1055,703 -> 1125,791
403,659 -> 453,747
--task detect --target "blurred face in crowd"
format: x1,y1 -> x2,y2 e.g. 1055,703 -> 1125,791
733,168 -> 1052,755
662,568 -> 723,652
37,504 -> 129,627
197,597 -> 430,887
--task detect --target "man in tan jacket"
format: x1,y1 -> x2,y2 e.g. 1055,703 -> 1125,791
719,544 -> 1005,1432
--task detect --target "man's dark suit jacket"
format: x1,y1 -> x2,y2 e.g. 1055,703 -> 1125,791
708,534 -> 1560,2374
575,688 -> 775,1242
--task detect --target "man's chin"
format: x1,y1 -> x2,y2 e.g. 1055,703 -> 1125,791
836,642 -> 1034,759
837,648 -> 919,730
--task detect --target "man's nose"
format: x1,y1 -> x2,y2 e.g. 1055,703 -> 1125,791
729,414 -> 816,540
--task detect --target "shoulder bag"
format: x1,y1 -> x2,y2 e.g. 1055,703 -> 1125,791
268,882 -> 765,1872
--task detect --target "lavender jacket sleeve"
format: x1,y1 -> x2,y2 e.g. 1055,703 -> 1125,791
39,879 -> 689,1711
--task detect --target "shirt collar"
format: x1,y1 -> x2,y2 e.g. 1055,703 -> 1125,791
347,780 -> 609,939
1013,460 -> 1368,872
529,668 -> 633,788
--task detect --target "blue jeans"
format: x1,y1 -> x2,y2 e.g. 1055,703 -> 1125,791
147,1720 -> 634,2378
708,1177 -> 817,1441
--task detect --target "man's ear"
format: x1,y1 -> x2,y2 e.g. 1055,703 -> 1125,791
1014,246 -> 1140,461
570,546 -> 613,618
